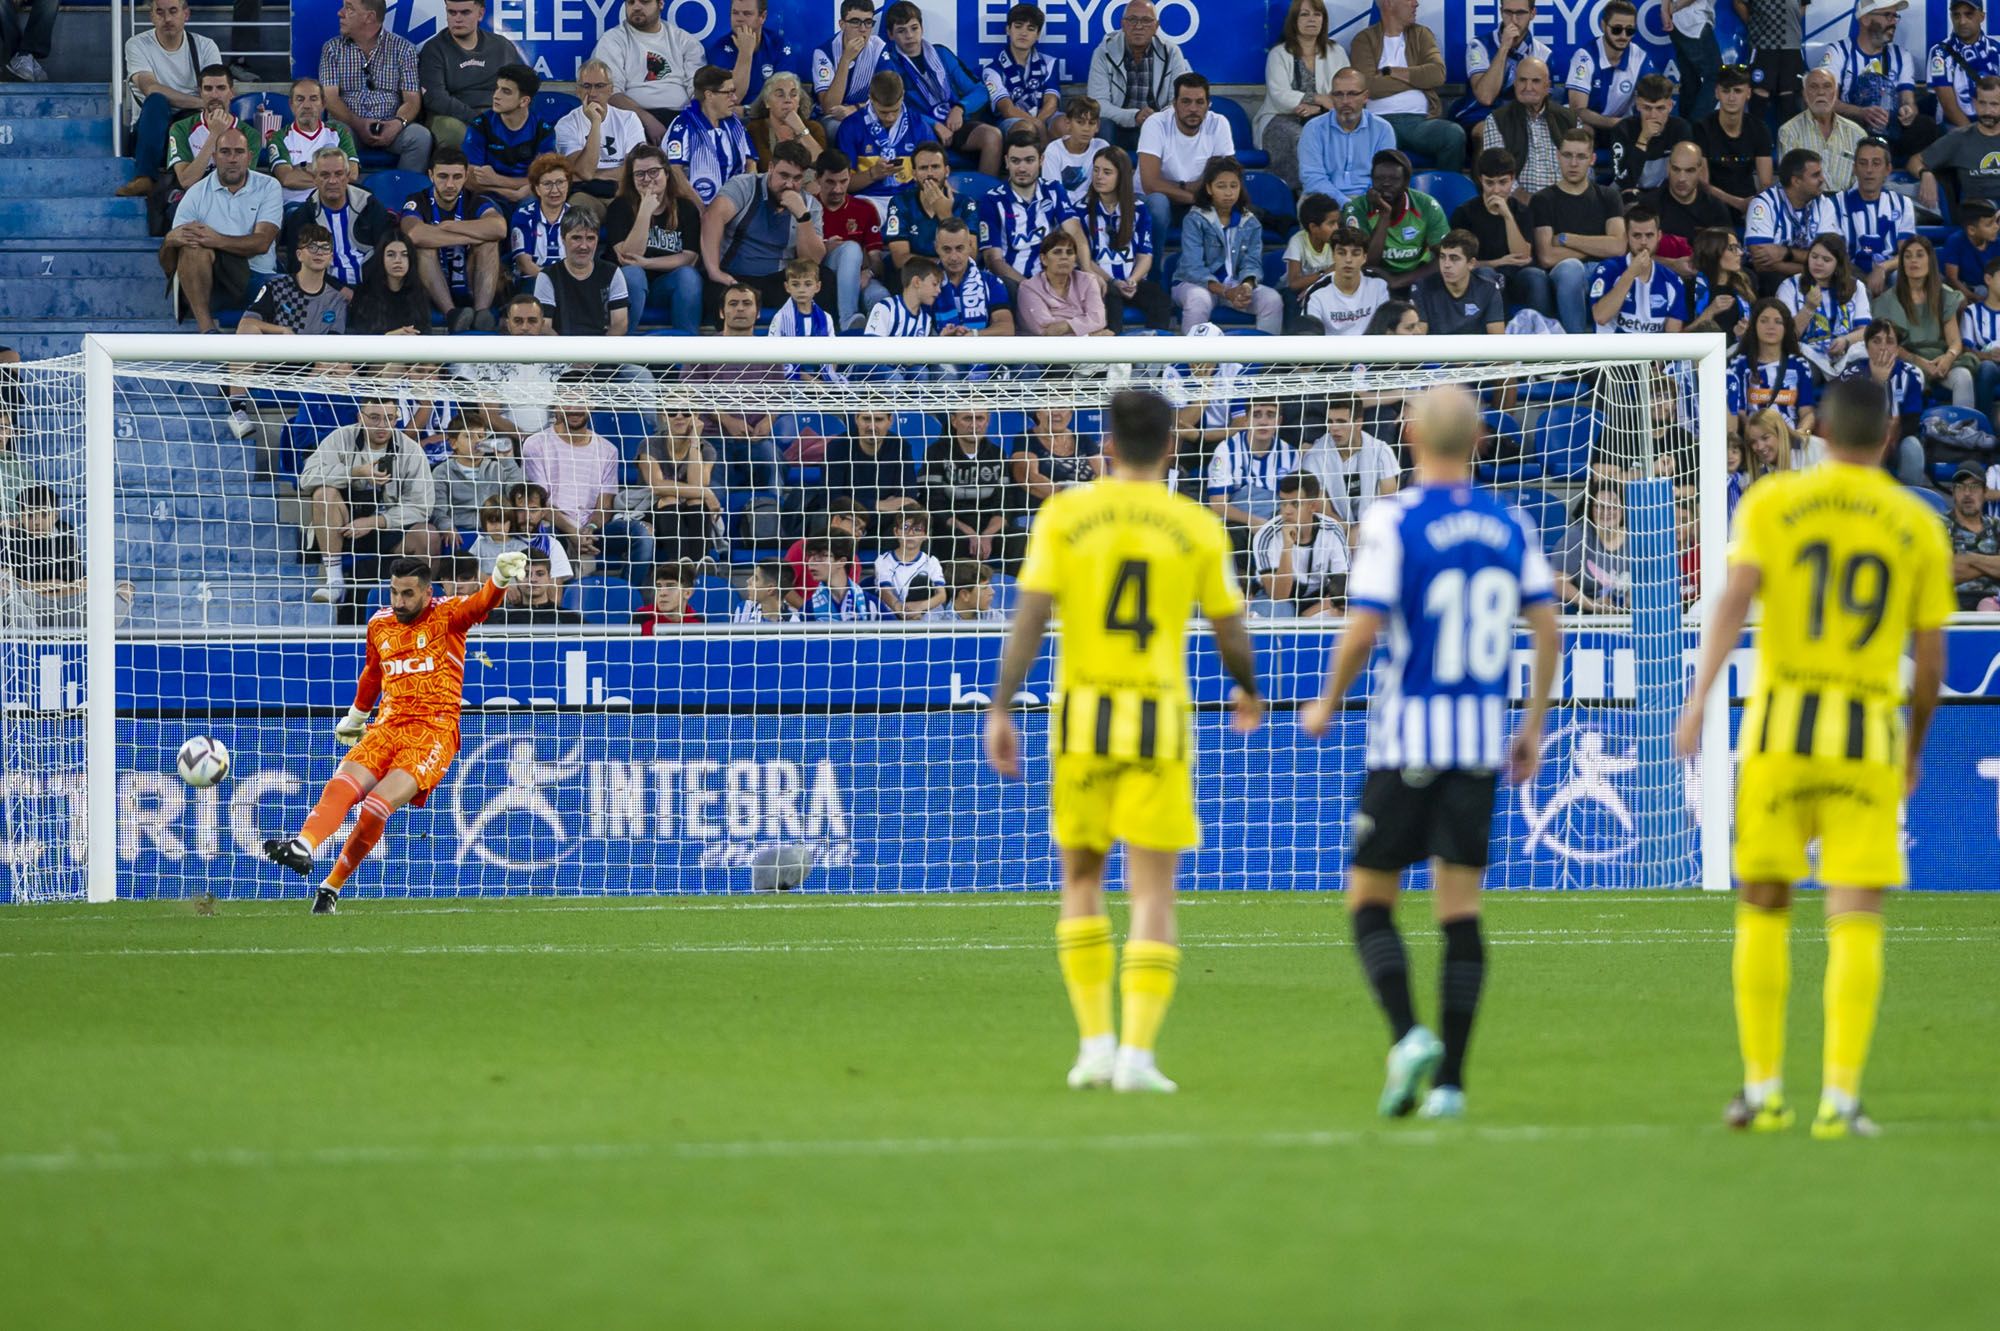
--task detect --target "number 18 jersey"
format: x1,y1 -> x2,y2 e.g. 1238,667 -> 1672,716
1016,477 -> 1245,761
1348,484 -> 1553,772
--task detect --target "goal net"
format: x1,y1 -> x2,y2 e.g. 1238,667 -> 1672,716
2,333 -> 1729,903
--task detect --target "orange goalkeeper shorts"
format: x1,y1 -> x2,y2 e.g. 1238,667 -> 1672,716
344,719 -> 460,806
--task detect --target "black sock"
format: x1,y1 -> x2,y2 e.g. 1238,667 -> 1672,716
1351,903 -> 1416,1041
1437,915 -> 1486,1091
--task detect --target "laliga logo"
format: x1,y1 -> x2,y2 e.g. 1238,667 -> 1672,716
1517,723 -> 1640,863
451,735 -> 585,872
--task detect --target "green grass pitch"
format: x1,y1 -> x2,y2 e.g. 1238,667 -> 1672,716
2,890 -> 1996,1329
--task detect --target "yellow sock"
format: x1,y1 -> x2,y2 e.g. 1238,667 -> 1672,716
1118,940 -> 1181,1054
1823,911 -> 1886,1104
1733,901 -> 1791,1092
1055,915 -> 1115,1043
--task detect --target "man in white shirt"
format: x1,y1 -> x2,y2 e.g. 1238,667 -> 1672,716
1304,226 -> 1390,335
1779,68 -> 1864,194
1137,72 -> 1234,263
1253,471 -> 1348,616
557,59 -> 649,198
591,0 -> 706,145
157,128 -> 283,333
262,77 -> 361,207
120,0 -> 222,197
1301,398 -> 1400,527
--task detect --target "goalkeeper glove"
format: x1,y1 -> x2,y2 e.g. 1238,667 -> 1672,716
334,707 -> 370,746
493,550 -> 529,588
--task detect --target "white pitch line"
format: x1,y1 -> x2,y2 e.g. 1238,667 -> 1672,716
7,1117 -> 1998,1178
3,927 -> 1995,962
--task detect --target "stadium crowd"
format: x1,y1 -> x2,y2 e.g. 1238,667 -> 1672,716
23,0 -> 2000,624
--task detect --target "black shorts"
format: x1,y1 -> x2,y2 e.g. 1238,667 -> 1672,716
1350,768 -> 1499,872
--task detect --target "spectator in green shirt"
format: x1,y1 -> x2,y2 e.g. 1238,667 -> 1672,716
1338,149 -> 1447,293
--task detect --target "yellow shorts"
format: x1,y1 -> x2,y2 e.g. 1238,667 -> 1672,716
1050,754 -> 1199,853
1733,750 -> 1904,889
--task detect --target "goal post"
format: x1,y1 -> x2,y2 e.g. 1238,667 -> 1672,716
33,331 -> 1739,903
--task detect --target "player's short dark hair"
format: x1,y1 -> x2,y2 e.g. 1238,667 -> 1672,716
387,556 -> 432,584
814,148 -> 853,175
1108,389 -> 1175,468
1778,148 -> 1821,187
1634,73 -> 1675,104
1298,192 -> 1338,228
693,65 -> 732,99
1475,147 -> 1516,179
1818,377 -> 1891,453
495,63 -> 540,98
656,561 -> 695,588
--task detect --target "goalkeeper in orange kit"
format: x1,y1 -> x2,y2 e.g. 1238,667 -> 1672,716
264,550 -> 528,913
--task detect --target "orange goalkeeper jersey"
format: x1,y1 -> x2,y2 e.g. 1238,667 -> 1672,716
353,579 -> 505,726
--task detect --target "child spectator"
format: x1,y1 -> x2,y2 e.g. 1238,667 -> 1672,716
767,257 -> 841,380
731,562 -> 800,623
1282,193 -> 1341,316
1942,200 -> 2000,301
802,535 -> 882,620
1777,233 -> 1872,377
469,494 -> 575,582
925,559 -> 1004,622
1174,157 -> 1282,333
833,69 -> 937,202
1729,298 -> 1821,438
637,408 -> 724,568
1252,471 -> 1348,617
864,255 -> 942,338
1041,97 -> 1107,206
984,4 -> 1065,145
879,2 -> 1002,177
637,563 -> 703,632
874,510 -> 947,619
431,418 -> 525,555
1303,226 -> 1389,335
1066,145 -> 1172,331
1960,255 -> 2000,419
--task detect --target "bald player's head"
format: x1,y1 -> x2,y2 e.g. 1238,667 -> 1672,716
1817,377 -> 1892,461
1408,385 -> 1482,468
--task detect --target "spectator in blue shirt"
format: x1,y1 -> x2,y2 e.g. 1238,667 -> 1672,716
884,141 -> 978,283
710,0 -> 798,108
1588,205 -> 1688,334
400,147 -> 506,330
984,3 -> 1065,146
1566,0 -> 1652,146
666,65 -> 756,206
463,63 -> 555,206
1298,68 -> 1395,206
1941,199 -> 2000,301
833,69 -> 938,200
932,218 -> 1015,335
1930,0 -> 2000,131
979,128 -> 1074,290
879,1 -> 1002,177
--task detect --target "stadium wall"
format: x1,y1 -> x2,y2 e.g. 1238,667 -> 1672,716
286,1 -> 1953,91
5,625 -> 1999,898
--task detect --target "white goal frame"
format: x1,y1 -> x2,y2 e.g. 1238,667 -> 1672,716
78,331 -> 1733,903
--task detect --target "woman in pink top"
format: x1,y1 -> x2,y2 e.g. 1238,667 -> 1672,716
1016,230 -> 1111,337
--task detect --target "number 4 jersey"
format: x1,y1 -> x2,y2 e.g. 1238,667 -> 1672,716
1016,477 -> 1245,761
1729,464 -> 1954,767
1348,484 -> 1553,772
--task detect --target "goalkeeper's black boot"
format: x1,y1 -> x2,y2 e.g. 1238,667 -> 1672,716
311,887 -> 340,916
263,836 -> 313,878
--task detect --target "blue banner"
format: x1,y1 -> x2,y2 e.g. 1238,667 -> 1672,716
5,624 -> 2000,900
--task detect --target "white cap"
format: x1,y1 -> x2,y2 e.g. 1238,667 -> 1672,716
1188,322 -> 1223,338
1855,0 -> 1905,18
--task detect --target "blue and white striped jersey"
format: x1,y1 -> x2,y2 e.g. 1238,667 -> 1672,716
977,179 -> 1071,277
507,200 -> 568,268
1833,185 -> 1914,275
864,294 -> 936,338
1963,300 -> 2000,353
1347,485 -> 1554,772
767,298 -> 843,381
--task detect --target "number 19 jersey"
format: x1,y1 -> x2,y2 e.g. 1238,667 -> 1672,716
1016,477 -> 1245,762
1348,484 -> 1553,771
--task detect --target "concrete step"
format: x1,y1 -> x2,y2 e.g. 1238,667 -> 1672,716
0,88 -> 111,119
0,318 -> 181,360
0,274 -> 172,322
0,115 -> 114,157
0,156 -> 133,192
0,196 -> 146,234
0,246 -> 163,281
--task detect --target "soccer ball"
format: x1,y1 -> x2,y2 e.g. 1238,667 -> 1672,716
176,736 -> 231,788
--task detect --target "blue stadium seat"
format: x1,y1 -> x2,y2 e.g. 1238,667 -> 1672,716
361,169 -> 431,210
949,170 -> 1002,202
1242,170 -> 1296,226
1534,406 -> 1599,482
693,574 -> 736,620
989,408 -> 1033,447
1413,170 -> 1477,218
1210,97 -> 1266,169
534,91 -> 582,124
565,575 -> 641,624
1904,485 -> 1950,515
1521,375 -> 1588,403
1507,487 -> 1569,554
1261,249 -> 1287,288
231,91 -> 291,126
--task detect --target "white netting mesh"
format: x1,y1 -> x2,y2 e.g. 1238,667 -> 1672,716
0,337 -> 1714,902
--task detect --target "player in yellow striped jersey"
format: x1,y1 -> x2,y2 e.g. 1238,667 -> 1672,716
1679,377 -> 1953,1140
985,389 -> 1264,1094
